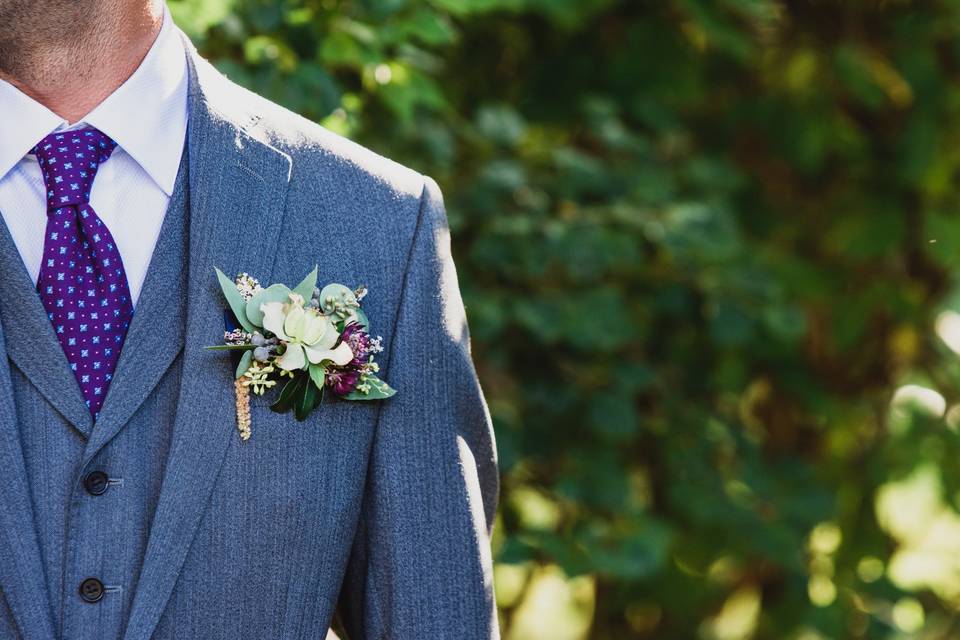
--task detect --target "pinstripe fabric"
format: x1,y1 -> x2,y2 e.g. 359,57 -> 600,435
0,26 -> 498,640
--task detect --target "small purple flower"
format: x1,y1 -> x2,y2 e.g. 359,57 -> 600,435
341,322 -> 371,366
326,368 -> 361,395
325,322 -> 373,396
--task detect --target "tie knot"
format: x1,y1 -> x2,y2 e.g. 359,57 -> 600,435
31,127 -> 117,210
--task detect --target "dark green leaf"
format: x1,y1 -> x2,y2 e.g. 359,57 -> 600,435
270,374 -> 305,414
294,377 -> 324,420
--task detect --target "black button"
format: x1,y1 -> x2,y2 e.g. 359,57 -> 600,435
83,471 -> 109,496
79,577 -> 104,603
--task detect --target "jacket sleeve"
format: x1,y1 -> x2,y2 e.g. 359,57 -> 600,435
336,176 -> 500,639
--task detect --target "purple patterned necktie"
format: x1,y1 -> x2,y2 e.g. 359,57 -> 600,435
33,127 -> 133,419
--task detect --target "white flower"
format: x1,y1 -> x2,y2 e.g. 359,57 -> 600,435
261,294 -> 353,371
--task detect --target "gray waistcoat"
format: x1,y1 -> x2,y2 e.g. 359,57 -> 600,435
0,148 -> 189,639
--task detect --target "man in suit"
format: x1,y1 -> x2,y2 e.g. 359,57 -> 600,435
0,1 -> 499,638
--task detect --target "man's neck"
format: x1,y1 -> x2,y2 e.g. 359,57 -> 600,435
0,4 -> 163,124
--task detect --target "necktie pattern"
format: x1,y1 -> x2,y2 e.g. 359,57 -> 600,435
33,128 -> 133,419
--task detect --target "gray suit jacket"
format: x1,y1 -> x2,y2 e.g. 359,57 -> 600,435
0,32 -> 499,640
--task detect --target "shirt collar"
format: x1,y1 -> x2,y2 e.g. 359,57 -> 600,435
0,6 -> 187,195
0,83 -> 62,184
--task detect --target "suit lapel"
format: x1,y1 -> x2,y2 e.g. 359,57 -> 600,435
122,41 -> 291,640
0,304 -> 58,638
0,220 -> 93,437
81,147 -> 190,465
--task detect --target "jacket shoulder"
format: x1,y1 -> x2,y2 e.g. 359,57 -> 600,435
191,50 -> 426,205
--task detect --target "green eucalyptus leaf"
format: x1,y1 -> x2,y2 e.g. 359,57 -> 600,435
215,267 -> 255,332
235,350 -> 253,379
246,283 -> 292,328
308,362 -> 326,390
344,374 -> 396,401
270,374 -> 305,414
319,283 -> 357,316
293,266 -> 319,301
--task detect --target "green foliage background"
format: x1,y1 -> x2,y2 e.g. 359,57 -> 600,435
172,0 -> 960,637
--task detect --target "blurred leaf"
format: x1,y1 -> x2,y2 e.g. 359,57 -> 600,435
183,0 -> 960,636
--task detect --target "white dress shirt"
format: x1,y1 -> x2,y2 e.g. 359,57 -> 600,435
0,7 -> 188,306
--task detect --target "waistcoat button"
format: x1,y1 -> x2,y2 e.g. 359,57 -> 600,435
83,470 -> 109,496
79,577 -> 104,603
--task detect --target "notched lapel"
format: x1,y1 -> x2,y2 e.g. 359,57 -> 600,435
122,43 -> 292,640
81,149 -> 191,465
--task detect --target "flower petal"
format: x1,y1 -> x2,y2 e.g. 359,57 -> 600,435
284,304 -> 307,341
312,323 -> 339,350
277,343 -> 307,371
261,302 -> 289,340
304,340 -> 353,366
301,311 -> 328,346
